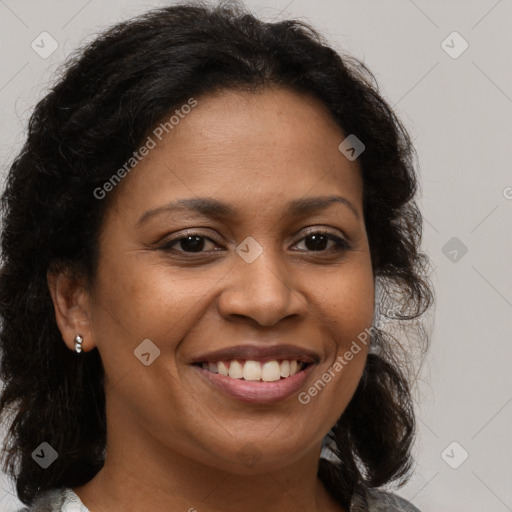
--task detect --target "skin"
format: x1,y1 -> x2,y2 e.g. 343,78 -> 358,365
48,86 -> 375,512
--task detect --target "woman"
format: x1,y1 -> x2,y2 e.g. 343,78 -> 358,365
0,2 -> 433,511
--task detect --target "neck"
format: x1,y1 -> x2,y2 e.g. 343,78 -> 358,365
73,421 -> 344,512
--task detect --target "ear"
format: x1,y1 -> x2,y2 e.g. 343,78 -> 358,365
47,268 -> 95,353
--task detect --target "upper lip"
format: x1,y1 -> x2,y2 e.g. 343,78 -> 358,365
189,344 -> 320,364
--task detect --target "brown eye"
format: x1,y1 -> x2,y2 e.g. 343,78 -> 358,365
161,234 -> 220,253
293,231 -> 351,252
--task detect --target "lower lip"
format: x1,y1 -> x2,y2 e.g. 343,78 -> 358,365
193,364 -> 315,404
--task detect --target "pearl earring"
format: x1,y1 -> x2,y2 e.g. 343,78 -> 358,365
74,334 -> 83,353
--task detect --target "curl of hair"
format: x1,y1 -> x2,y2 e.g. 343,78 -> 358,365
0,1 -> 433,508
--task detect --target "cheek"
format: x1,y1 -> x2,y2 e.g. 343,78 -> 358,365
89,256 -> 211,422
321,259 -> 375,346
301,262 -> 374,418
90,252 -> 222,386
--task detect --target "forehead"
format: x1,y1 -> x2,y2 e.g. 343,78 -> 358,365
106,86 -> 363,222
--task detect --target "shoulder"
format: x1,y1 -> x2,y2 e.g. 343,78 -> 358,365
351,484 -> 421,512
14,487 -> 87,512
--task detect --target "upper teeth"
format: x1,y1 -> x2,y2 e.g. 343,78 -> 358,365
201,360 -> 303,381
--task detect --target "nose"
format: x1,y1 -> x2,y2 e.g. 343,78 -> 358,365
217,248 -> 308,327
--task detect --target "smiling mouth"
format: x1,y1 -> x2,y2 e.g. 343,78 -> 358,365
194,359 -> 311,382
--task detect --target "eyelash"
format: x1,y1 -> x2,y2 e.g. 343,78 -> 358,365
159,229 -> 351,256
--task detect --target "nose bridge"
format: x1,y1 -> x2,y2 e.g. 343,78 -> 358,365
218,239 -> 306,326
242,246 -> 288,296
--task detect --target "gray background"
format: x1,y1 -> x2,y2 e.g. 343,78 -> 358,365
0,1 -> 511,511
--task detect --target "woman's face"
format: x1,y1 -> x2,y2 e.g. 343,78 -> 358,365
84,87 -> 374,473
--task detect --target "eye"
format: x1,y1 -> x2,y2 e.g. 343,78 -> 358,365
292,230 -> 351,252
160,233 -> 221,253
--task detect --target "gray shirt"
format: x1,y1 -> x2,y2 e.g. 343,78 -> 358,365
16,485 -> 421,511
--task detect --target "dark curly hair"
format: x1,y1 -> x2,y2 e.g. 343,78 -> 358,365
0,1 -> 433,508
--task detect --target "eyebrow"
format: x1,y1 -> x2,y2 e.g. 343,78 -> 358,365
137,195 -> 360,225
